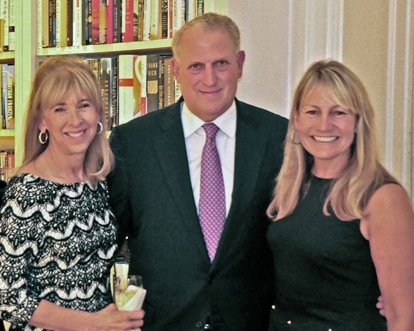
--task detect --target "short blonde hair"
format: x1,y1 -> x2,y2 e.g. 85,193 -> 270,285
22,56 -> 114,184
172,12 -> 241,60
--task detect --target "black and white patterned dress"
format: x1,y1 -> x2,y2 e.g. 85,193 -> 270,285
0,173 -> 118,331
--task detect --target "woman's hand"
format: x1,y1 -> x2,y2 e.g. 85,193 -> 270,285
93,304 -> 145,331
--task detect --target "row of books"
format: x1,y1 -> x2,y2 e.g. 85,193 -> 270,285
84,53 -> 180,130
39,0 -> 209,48
0,149 -> 15,182
0,0 -> 16,52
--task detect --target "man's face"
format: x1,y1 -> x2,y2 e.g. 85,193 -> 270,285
172,26 -> 245,122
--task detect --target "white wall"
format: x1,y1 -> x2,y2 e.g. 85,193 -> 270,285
227,0 -> 414,195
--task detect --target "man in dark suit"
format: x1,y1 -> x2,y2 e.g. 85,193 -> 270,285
108,13 -> 288,331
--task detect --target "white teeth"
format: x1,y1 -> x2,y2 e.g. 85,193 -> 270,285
68,131 -> 84,138
313,136 -> 337,142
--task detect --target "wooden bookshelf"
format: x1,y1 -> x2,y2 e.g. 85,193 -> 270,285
3,0 -> 228,168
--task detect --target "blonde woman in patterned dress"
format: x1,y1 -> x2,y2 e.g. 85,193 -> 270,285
0,57 -> 144,331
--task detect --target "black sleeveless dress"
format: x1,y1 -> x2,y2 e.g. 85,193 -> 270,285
266,176 -> 387,330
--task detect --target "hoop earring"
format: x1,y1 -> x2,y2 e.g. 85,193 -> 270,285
97,122 -> 103,135
38,130 -> 49,144
290,129 -> 301,145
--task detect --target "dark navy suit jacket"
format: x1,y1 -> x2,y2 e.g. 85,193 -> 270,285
108,99 -> 288,331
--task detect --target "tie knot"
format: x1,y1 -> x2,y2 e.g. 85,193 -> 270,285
203,123 -> 219,139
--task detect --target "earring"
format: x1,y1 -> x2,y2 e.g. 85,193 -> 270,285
38,130 -> 49,144
290,129 -> 301,145
97,122 -> 103,134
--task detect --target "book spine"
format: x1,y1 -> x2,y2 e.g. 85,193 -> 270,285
146,54 -> 159,113
111,56 -> 118,127
66,0 -> 73,46
99,0 -> 107,43
106,0 -> 114,43
142,0 -> 150,40
7,0 -> 14,51
163,57 -> 175,107
99,57 -> 112,129
118,55 -> 135,124
91,0 -> 100,44
113,0 -> 121,43
158,55 -> 167,109
122,0 -> 134,42
72,0 -> 82,46
196,0 -> 203,16
149,0 -> 159,40
136,55 -> 147,115
2,0 -> 8,51
160,0 -> 168,39
136,0 -> 144,41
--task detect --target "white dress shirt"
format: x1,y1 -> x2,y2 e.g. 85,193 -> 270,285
181,101 -> 236,217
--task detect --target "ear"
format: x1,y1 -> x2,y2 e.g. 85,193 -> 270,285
171,58 -> 180,83
39,118 -> 47,133
293,108 -> 299,130
237,50 -> 246,78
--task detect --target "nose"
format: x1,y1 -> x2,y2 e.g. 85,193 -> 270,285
317,113 -> 332,131
68,108 -> 82,125
201,66 -> 217,86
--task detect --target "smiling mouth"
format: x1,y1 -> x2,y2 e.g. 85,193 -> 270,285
313,136 -> 338,142
67,130 -> 86,138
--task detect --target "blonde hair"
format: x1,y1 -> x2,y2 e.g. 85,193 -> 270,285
22,56 -> 114,184
172,12 -> 241,60
267,59 -> 397,221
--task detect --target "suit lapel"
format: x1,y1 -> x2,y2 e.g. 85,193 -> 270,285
152,105 -> 210,261
213,101 -> 270,266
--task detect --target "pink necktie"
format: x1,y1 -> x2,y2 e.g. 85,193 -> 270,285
199,123 -> 226,262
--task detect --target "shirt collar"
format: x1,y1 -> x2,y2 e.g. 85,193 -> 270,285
181,101 -> 237,138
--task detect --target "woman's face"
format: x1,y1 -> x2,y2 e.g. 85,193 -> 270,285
294,83 -> 357,177
39,92 -> 100,159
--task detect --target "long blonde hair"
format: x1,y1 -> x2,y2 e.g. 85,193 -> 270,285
22,56 -> 114,184
267,59 -> 397,221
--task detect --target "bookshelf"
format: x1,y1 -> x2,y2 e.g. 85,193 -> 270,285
1,0 -> 228,169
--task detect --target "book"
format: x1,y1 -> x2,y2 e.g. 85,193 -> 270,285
196,0 -> 203,16
106,0 -> 114,43
158,55 -> 170,109
111,57 -> 118,127
160,0 -> 168,39
99,57 -> 113,129
142,0 -> 150,40
146,54 -> 160,113
113,0 -> 122,43
118,55 -> 147,124
7,0 -> 14,50
2,0 -> 8,51
122,0 -> 134,42
99,0 -> 107,43
72,0 -> 82,46
49,0 -> 57,47
2,64 -> 14,130
186,0 -> 196,21
91,0 -> 100,44
149,0 -> 160,40
66,0 -> 73,46
136,0 -> 144,41
163,57 -> 176,107
84,0 -> 92,45
57,0 -> 68,47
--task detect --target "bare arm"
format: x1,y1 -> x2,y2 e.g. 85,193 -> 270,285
361,183 -> 414,330
29,300 -> 144,331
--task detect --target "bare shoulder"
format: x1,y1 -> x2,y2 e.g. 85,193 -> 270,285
361,183 -> 414,239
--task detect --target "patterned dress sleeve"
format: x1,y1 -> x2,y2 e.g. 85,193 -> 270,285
0,176 -> 43,326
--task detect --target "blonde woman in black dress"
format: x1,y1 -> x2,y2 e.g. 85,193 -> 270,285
267,60 -> 414,330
